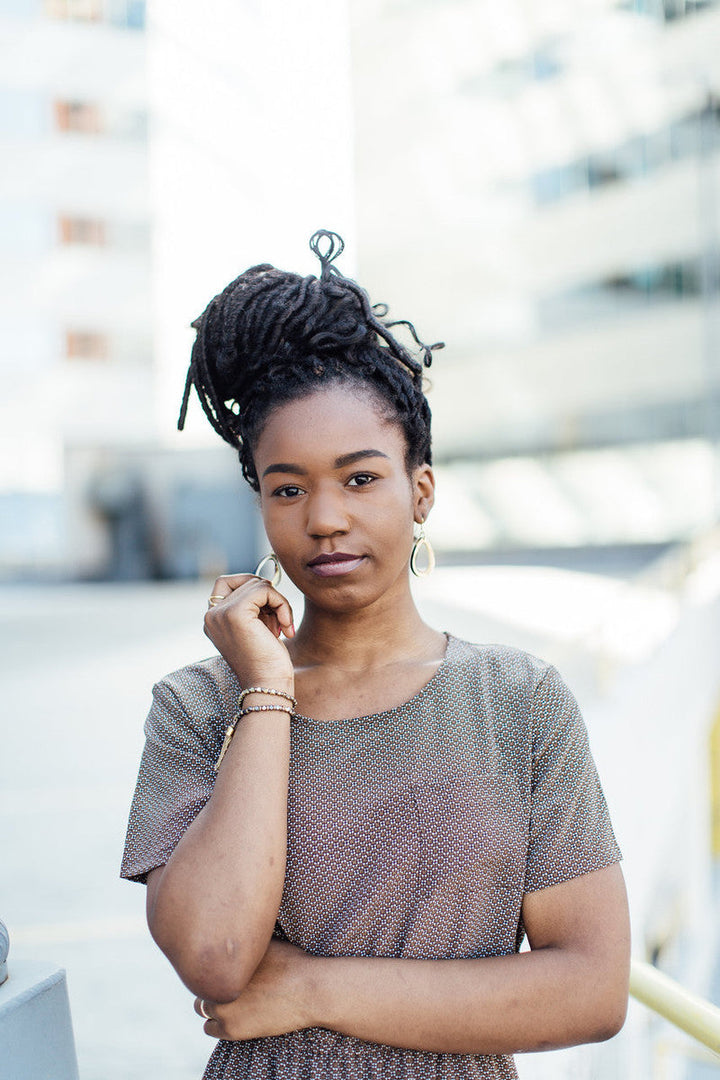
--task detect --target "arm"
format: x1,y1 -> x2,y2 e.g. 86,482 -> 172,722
200,863 -> 630,1053
310,862 -> 630,1053
146,573 -> 296,1004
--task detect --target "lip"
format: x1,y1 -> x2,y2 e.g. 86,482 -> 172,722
307,553 -> 366,577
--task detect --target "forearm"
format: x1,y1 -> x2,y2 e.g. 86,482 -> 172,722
149,699 -> 291,1001
304,947 -> 627,1054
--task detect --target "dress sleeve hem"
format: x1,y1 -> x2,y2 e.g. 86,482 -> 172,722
523,847 -> 623,896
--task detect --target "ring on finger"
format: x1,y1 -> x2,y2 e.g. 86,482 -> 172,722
199,1000 -> 212,1021
207,595 -> 225,608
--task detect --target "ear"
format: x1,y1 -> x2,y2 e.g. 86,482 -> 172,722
411,464 -> 435,525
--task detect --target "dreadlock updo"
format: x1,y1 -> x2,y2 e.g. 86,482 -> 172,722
177,229 -> 444,491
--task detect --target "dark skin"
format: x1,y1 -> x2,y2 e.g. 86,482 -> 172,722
146,384 -> 631,1054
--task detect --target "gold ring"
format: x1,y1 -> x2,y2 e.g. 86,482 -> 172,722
199,999 -> 212,1021
207,595 -> 225,608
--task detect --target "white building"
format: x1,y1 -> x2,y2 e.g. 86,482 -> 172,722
3,0 -> 718,574
0,0 -> 355,578
351,0 -> 720,557
0,0 -> 152,573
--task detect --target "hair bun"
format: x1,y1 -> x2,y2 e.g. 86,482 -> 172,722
178,229 -> 443,444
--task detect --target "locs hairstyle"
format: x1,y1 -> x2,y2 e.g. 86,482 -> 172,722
177,229 -> 444,491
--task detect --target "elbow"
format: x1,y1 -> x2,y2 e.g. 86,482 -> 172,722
149,916 -> 258,1003
586,987 -> 629,1043
174,945 -> 256,1004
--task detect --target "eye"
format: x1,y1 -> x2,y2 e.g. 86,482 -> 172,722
347,473 -> 376,488
273,484 -> 305,498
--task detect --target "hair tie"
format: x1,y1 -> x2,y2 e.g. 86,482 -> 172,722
309,229 -> 345,279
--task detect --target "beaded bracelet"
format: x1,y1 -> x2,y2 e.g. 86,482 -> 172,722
214,704 -> 294,773
237,686 -> 298,710
239,703 -> 294,716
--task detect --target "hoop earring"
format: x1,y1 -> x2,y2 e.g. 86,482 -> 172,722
254,552 -> 282,588
410,525 -> 435,578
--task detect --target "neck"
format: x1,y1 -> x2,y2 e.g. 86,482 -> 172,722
290,582 -> 439,672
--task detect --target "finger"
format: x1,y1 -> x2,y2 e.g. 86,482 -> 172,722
205,576 -> 295,637
244,580 -> 295,637
207,573 -> 258,607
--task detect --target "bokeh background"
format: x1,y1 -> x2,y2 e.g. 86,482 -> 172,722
1,0 -> 720,1077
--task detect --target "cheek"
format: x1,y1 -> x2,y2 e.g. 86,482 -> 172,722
258,501 -> 288,549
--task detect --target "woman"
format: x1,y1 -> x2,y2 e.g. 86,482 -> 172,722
121,230 -> 630,1079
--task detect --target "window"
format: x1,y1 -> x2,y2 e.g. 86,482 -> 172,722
531,103 -> 720,206
59,216 -> 106,245
537,258 -> 705,330
106,0 -> 145,28
66,330 -> 108,359
44,0 -> 102,19
54,100 -> 102,134
617,0 -> 717,18
44,0 -> 146,27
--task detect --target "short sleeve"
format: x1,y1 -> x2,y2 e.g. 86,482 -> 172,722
524,663 -> 621,893
120,677 -> 219,884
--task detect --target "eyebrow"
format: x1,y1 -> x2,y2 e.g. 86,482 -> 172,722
261,449 -> 390,479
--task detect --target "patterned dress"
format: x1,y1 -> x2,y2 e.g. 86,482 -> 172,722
121,633 -> 621,1079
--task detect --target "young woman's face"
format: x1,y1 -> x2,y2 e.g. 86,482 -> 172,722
253,385 -> 434,615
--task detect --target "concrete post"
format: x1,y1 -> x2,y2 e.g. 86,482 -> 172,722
0,921 -> 80,1080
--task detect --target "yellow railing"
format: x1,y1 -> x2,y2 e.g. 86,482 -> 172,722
630,959 -> 720,1057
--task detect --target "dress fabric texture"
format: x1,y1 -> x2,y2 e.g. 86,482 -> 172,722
121,633 -> 622,1080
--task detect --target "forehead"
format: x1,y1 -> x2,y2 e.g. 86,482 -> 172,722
254,386 -> 406,467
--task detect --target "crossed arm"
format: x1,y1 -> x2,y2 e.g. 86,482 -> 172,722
148,852 -> 630,1054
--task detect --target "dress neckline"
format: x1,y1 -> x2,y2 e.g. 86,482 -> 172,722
292,631 -> 454,727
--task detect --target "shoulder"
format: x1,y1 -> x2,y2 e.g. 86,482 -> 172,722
444,633 -> 553,702
155,654 -> 239,714
145,655 -> 238,754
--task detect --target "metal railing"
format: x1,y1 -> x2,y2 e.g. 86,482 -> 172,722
630,958 -> 720,1057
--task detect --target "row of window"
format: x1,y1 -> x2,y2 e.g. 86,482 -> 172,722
531,100 -> 720,205
460,41 -> 564,99
618,0 -> 717,20
462,0 -> 717,102
537,256 -> 715,330
54,99 -> 147,138
0,91 -> 146,139
66,328 -> 108,358
43,0 -> 145,30
64,329 -> 152,361
0,204 -> 149,253
58,215 -> 150,249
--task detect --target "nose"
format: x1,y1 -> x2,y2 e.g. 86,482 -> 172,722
305,485 -> 350,538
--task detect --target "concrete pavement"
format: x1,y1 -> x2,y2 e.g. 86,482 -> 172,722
0,582 -> 215,1080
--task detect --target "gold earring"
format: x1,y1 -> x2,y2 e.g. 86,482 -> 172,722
254,552 -> 282,587
410,524 -> 435,578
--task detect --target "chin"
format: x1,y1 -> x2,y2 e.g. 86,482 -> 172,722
310,579 -> 401,617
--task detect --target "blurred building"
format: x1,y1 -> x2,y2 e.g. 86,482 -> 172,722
0,0 -> 354,578
1,0 -> 719,577
0,0 -> 155,576
351,0 -> 720,566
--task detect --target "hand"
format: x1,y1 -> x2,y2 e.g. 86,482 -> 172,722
194,938 -> 315,1041
204,574 -> 295,688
